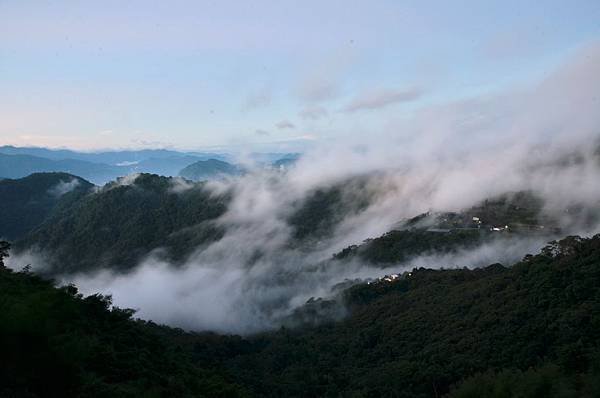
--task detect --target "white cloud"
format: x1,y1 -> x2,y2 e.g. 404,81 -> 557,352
299,105 -> 328,120
242,87 -> 272,111
296,51 -> 355,103
276,120 -> 295,129
342,87 -> 423,113
48,179 -> 80,197
33,42 -> 600,335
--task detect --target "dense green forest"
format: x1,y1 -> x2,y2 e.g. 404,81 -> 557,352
214,234 -> 600,397
334,228 -> 486,264
178,159 -> 242,181
288,176 -> 376,244
331,190 -> 585,265
5,172 -> 574,276
8,173 -> 382,274
17,174 -> 230,274
0,173 -> 94,240
3,234 -> 600,397
0,241 -> 245,397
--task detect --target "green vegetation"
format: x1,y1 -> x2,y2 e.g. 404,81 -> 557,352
288,177 -> 375,243
0,241 -> 245,398
4,234 -> 600,397
447,364 -> 600,398
466,191 -> 545,227
18,174 -> 230,274
333,191 -> 558,265
0,173 -> 94,240
213,234 -> 600,397
11,173 -> 381,273
335,228 -> 485,264
178,159 -> 241,181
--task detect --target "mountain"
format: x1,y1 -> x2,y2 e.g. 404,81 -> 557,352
216,235 -> 600,397
0,146 -> 303,184
3,234 -> 600,397
288,176 -> 374,244
130,155 -> 207,176
12,173 -> 377,274
17,174 -> 230,274
0,145 -> 229,165
0,252 -> 244,397
244,152 -> 300,164
271,154 -> 300,170
9,174 -> 567,276
0,153 -> 127,185
333,191 -> 571,265
0,146 -> 298,168
0,173 -> 94,240
178,159 -> 242,181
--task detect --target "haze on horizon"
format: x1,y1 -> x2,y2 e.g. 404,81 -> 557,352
2,0 -> 600,152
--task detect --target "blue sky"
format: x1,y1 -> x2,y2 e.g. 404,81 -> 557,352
1,0 -> 599,151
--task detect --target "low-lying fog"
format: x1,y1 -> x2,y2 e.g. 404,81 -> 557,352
9,42 -> 600,334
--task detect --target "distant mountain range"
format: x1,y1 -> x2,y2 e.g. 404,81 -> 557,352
0,173 -> 94,241
2,171 -> 586,276
0,146 -> 300,184
0,145 -> 229,164
13,173 -> 229,274
179,159 -> 243,181
0,153 -> 127,184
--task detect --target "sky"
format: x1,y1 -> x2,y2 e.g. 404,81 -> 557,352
1,0 -> 599,151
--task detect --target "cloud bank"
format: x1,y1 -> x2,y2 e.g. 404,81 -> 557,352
342,87 -> 423,112
10,42 -> 600,335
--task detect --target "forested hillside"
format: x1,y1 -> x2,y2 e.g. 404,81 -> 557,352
9,173 -> 577,276
17,174 -> 230,274
288,176 -> 375,243
3,235 -> 600,397
0,242 -> 245,397
333,191 -> 568,265
13,173 -> 382,274
207,234 -> 600,397
178,159 -> 242,181
0,173 -> 94,240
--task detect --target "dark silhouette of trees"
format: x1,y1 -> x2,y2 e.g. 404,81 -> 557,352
0,240 -> 9,267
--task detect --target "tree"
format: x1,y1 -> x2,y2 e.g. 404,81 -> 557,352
0,240 -> 9,267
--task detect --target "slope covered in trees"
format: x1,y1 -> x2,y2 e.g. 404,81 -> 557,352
17,174 -> 230,274
4,234 -> 600,397
0,173 -> 94,240
0,242 -> 245,397
14,173 -> 382,274
178,159 -> 242,181
333,191 -> 566,265
288,176 -> 376,244
213,234 -> 600,397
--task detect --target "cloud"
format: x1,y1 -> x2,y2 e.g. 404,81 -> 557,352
298,78 -> 339,103
112,173 -> 141,187
299,105 -> 328,121
342,87 -> 423,113
169,177 -> 195,194
255,129 -> 270,136
242,87 -> 272,111
479,28 -> 549,61
48,178 -> 80,197
130,138 -> 174,149
276,120 -> 295,129
296,52 -> 355,103
28,42 -> 600,335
